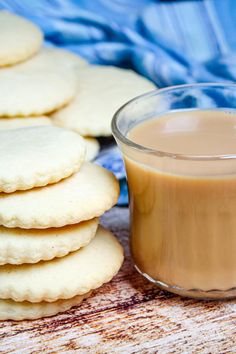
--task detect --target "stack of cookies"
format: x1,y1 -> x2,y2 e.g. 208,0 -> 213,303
0,11 -> 155,321
0,126 -> 124,321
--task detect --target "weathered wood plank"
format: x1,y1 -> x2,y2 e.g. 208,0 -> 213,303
0,207 -> 235,353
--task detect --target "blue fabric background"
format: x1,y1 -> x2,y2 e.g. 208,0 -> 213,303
1,0 -> 236,204
2,0 -> 236,86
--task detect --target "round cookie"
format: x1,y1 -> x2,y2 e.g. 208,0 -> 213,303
25,46 -> 87,71
52,65 -> 156,136
0,218 -> 98,265
0,11 -> 43,67
85,137 -> 100,161
0,117 -> 99,161
0,126 -> 85,193
0,54 -> 77,117
0,292 -> 91,321
0,227 -> 124,302
0,116 -> 52,130
0,163 -> 119,228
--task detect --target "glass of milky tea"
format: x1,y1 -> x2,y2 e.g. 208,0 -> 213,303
112,83 -> 236,300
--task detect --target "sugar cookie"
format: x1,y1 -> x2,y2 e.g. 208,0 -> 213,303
0,163 -> 119,228
0,218 -> 98,265
0,54 -> 77,116
26,46 -> 87,71
0,116 -> 51,130
0,11 -> 43,66
0,126 -> 85,193
52,65 -> 156,136
0,292 -> 91,321
0,119 -> 99,161
84,137 -> 100,161
0,227 -> 124,302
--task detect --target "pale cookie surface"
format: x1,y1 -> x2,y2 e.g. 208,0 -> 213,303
0,226 -> 124,302
25,46 -> 87,71
52,65 -> 156,136
0,117 -> 99,161
0,11 -> 43,67
0,126 -> 85,193
84,137 -> 100,161
0,116 -> 52,130
0,163 -> 119,228
0,218 -> 98,265
0,55 -> 77,116
0,292 -> 91,321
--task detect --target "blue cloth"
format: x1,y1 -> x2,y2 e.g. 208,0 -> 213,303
95,144 -> 127,204
1,0 -> 235,204
1,0 -> 236,86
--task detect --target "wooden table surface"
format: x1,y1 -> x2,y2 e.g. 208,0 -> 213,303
0,207 -> 235,354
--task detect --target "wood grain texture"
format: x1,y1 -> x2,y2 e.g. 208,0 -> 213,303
0,207 -> 235,354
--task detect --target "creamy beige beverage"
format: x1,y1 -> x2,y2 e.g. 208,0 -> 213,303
126,110 -> 236,293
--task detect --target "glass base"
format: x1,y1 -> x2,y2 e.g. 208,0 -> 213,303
134,264 -> 236,300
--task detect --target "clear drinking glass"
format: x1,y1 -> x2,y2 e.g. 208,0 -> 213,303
112,83 -> 236,300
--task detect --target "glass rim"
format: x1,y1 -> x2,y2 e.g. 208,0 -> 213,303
111,82 -> 236,161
